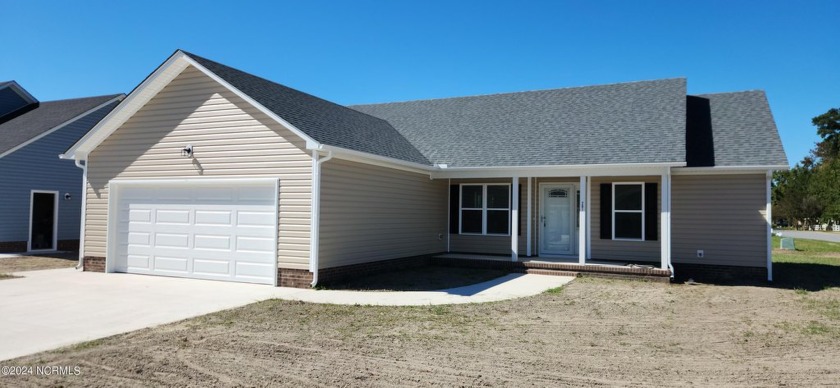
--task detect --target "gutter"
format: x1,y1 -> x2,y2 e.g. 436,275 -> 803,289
309,148 -> 334,287
71,157 -> 87,270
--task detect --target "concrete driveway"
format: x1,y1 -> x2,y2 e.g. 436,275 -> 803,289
777,230 -> 840,243
0,268 -> 282,361
0,268 -> 571,361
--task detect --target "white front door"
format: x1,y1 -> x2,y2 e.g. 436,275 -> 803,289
540,184 -> 576,255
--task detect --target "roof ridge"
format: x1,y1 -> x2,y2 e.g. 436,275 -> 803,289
695,90 -> 766,97
350,77 -> 687,107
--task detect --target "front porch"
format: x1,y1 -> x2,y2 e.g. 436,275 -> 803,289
433,253 -> 672,281
441,169 -> 676,280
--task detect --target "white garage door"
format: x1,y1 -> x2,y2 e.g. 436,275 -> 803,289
113,181 -> 277,285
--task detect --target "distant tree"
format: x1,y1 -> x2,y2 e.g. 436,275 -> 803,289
812,107 -> 840,161
773,107 -> 840,229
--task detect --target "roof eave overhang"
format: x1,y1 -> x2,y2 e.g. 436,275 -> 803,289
430,162 -> 687,179
62,50 -> 322,161
671,165 -> 789,175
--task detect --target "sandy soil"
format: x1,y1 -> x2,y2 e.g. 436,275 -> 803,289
0,252 -> 77,275
3,276 -> 839,387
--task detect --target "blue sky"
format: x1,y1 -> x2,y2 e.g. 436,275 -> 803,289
2,0 -> 837,166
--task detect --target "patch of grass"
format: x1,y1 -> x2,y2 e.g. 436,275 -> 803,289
0,273 -> 19,280
772,237 -> 840,290
60,338 -> 106,352
544,286 -> 566,294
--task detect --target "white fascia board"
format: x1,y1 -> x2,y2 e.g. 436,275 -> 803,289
181,55 -> 321,150
672,165 -> 789,175
318,144 -> 434,175
109,177 -> 280,186
63,52 -> 193,160
431,162 -> 686,179
0,95 -> 125,160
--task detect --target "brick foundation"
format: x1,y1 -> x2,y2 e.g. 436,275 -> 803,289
58,240 -> 80,251
0,241 -> 27,253
277,268 -> 314,288
673,263 -> 767,284
83,256 -> 106,272
431,256 -> 673,280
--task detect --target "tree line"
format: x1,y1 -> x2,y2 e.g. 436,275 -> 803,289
772,107 -> 840,230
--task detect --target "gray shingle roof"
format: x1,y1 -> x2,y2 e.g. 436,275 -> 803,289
351,79 -> 688,167
697,91 -> 788,167
184,52 -> 430,165
0,95 -> 121,156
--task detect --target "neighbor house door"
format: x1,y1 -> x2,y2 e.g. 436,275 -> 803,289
540,184 -> 576,255
29,191 -> 58,251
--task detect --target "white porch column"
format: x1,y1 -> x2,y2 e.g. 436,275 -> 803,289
526,176 -> 532,257
585,176 -> 592,259
660,170 -> 672,270
579,175 -> 587,264
766,170 -> 773,281
511,176 -> 520,261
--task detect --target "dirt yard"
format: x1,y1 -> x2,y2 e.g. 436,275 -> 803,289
0,252 -> 77,276
3,273 -> 839,386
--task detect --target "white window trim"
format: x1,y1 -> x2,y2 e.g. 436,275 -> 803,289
612,182 -> 645,241
459,183 -> 511,236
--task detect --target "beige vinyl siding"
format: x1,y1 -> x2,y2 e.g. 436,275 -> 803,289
449,178 -> 529,255
318,159 -> 447,268
590,176 -> 661,261
84,65 -> 312,269
671,174 -> 767,267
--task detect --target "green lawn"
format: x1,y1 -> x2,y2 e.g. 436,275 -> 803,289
772,235 -> 840,291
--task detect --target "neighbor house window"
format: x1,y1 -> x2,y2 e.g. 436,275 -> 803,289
612,183 -> 644,240
460,184 -> 510,235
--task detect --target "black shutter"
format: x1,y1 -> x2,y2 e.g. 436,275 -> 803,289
600,184 -> 612,239
518,184 -> 522,236
645,183 -> 658,241
449,185 -> 459,234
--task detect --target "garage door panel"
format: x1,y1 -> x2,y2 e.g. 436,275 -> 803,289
155,209 -> 190,224
115,182 -> 277,285
236,262 -> 275,278
194,234 -> 231,250
195,210 -> 232,225
154,256 -> 189,272
154,233 -> 190,248
192,258 -> 230,276
126,255 -> 150,270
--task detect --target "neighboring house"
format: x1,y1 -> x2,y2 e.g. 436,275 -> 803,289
61,50 -> 787,287
0,81 -> 123,252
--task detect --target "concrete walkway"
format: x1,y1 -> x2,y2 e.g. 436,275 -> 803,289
0,268 -> 572,361
776,230 -> 840,243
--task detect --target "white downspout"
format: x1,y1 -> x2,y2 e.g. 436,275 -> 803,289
309,149 -> 333,287
73,158 -> 87,270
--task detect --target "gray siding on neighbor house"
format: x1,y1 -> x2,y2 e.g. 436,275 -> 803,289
0,101 -> 119,243
0,86 -> 30,118
671,174 -> 767,267
318,159 -> 447,268
85,65 -> 312,270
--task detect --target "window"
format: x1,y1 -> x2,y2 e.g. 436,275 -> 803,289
460,184 -> 510,235
612,183 -> 644,240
